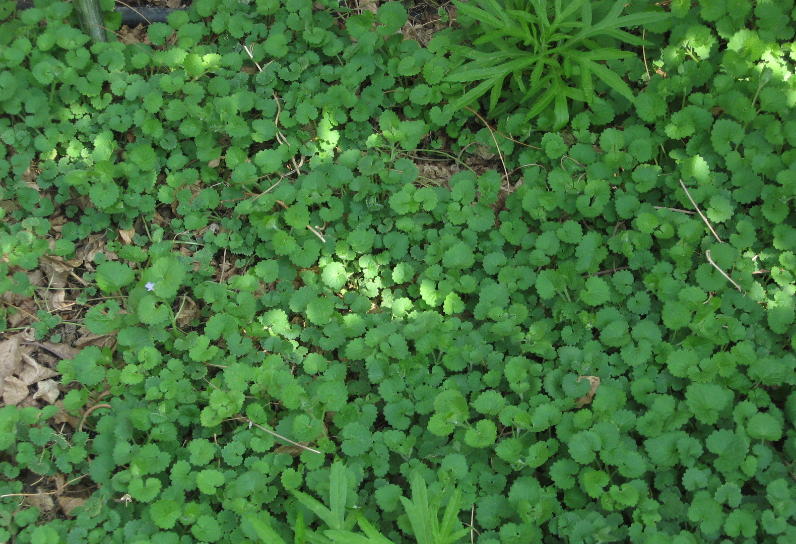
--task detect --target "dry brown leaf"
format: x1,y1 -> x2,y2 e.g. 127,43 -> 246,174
33,379 -> 61,405
176,297 -> 201,327
0,335 -> 22,397
3,375 -> 29,405
359,0 -> 378,15
39,255 -> 71,289
575,375 -> 601,408
119,228 -> 136,245
273,445 -> 307,457
52,400 -> 81,429
75,333 -> 116,351
34,341 -> 81,361
23,492 -> 55,512
49,290 -> 68,311
58,496 -> 85,517
19,352 -> 59,385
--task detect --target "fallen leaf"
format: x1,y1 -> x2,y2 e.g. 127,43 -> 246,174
23,492 -> 55,513
19,352 -> 59,385
176,297 -> 200,327
33,379 -> 61,405
576,375 -> 600,408
52,400 -> 81,429
58,496 -> 85,517
33,341 -> 81,361
119,228 -> 136,245
3,375 -> 29,405
0,335 -> 22,397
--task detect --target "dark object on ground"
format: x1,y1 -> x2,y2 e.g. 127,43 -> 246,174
16,1 -> 187,26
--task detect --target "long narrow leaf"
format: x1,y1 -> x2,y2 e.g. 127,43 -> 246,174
399,473 -> 436,544
557,0 -> 589,24
581,57 -> 636,102
523,87 -> 556,121
553,83 -> 570,130
446,55 -> 538,82
438,487 -> 463,542
357,516 -> 398,544
329,462 -> 347,531
445,76 -> 503,113
245,515 -> 290,544
489,73 -> 507,112
324,530 -> 388,544
577,59 -> 594,104
529,0 -> 551,29
568,8 -> 669,48
292,490 -> 336,530
295,510 -> 307,544
452,0 -> 510,32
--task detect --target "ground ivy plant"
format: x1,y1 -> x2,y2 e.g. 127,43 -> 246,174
1,1 -> 795,544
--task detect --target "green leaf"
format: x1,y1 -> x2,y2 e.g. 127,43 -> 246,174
341,422 -> 374,457
746,412 -> 783,441
685,383 -> 733,425
376,1 -> 408,36
144,255 -> 187,299
128,477 -> 161,502
400,473 -> 435,544
95,261 -> 135,293
244,515 -> 289,544
464,419 -> 497,448
196,469 -> 225,494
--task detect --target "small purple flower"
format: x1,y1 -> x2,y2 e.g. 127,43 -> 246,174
145,282 -> 156,292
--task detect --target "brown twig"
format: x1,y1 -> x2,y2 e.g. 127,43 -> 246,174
679,179 -> 723,243
0,473 -> 89,499
236,416 -> 322,454
705,250 -> 743,292
642,29 -> 650,82
590,266 -> 632,277
77,403 -> 112,433
462,107 -> 510,183
654,206 -> 695,215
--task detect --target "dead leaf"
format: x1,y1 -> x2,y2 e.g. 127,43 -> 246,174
58,496 -> 85,517
39,255 -> 71,289
33,341 -> 80,361
75,333 -> 116,351
575,376 -> 601,408
3,375 -> 29,405
23,491 -> 55,513
52,400 -> 81,429
19,352 -> 59,385
176,297 -> 201,327
119,228 -> 136,245
33,379 -> 61,405
0,335 -> 22,397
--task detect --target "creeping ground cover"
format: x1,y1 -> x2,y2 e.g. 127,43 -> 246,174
2,0 -> 796,542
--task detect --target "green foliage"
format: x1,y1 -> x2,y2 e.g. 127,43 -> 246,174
2,1 -> 796,544
444,0 -> 670,129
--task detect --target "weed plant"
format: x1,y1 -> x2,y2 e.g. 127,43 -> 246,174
1,0 -> 795,543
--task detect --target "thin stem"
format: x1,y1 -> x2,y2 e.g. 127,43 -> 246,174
679,179 -> 723,243
705,250 -> 743,292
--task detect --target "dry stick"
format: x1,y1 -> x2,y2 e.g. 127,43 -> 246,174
654,206 -> 695,215
706,250 -> 743,292
590,266 -> 632,277
275,200 -> 326,243
0,473 -> 90,499
679,179 -> 723,243
463,107 -> 510,183
642,29 -> 651,82
77,403 -> 112,433
237,416 -> 322,455
469,503 -> 478,544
